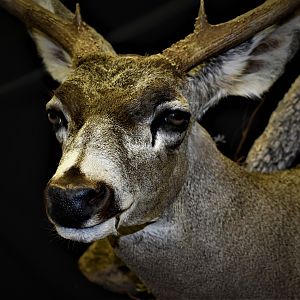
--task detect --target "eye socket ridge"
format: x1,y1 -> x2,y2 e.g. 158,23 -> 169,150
46,108 -> 68,130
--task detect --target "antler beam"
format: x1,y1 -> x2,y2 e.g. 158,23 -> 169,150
0,0 -> 116,61
162,0 -> 300,71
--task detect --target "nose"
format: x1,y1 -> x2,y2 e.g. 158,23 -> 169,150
45,183 -> 112,228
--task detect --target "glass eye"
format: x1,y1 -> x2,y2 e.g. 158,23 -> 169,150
161,110 -> 190,133
47,110 -> 61,125
164,111 -> 190,128
46,109 -> 67,129
151,109 -> 190,144
151,109 -> 190,134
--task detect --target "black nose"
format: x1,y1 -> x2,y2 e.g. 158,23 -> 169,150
45,183 -> 112,228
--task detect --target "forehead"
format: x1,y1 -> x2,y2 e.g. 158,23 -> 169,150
54,55 -> 183,123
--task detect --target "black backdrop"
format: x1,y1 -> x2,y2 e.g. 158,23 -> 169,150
0,0 -> 298,299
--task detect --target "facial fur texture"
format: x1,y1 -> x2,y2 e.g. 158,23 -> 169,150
46,55 -> 190,241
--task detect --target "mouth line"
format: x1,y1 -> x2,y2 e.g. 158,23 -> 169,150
53,202 -> 135,243
83,210 -> 124,230
84,203 -> 132,230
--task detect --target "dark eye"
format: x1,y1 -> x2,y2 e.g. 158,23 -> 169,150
47,109 -> 67,129
151,109 -> 191,147
152,109 -> 190,133
163,111 -> 190,131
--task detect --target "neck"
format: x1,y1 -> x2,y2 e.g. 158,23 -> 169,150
113,123 -> 253,299
112,122 -> 300,299
169,123 -> 247,223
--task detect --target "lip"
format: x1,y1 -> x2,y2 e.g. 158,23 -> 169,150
52,200 -> 136,242
55,217 -> 118,243
52,203 -> 133,242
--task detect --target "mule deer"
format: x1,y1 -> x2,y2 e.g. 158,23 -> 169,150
1,0 -> 300,299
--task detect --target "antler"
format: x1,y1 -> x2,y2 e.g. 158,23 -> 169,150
161,0 -> 300,72
1,0 -> 299,70
0,0 -> 116,62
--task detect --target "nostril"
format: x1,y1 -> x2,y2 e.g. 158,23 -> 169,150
98,185 -> 109,198
86,185 -> 110,206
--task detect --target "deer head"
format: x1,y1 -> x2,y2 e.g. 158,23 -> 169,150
1,0 -> 299,243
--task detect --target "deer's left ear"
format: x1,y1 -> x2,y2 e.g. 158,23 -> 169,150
31,30 -> 72,82
221,12 -> 300,98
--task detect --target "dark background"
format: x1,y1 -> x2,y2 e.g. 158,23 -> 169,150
0,0 -> 298,299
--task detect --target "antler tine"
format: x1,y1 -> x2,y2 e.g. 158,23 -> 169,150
195,0 -> 209,31
74,3 -> 83,29
0,0 -> 116,62
162,0 -> 300,72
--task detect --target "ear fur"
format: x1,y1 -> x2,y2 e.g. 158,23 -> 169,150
221,11 -> 300,98
31,30 -> 72,83
29,0 -> 73,82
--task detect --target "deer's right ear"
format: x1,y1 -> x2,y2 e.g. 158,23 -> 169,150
28,0 -> 73,82
31,30 -> 72,82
